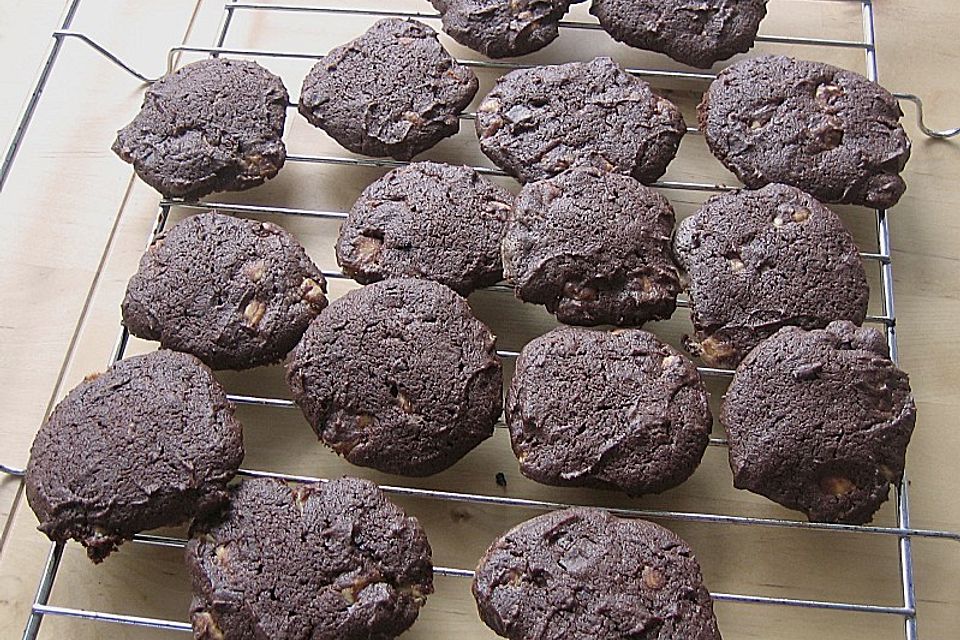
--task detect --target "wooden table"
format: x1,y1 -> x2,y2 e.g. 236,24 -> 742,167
1,1 -> 958,638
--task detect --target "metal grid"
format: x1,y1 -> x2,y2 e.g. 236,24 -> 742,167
2,0 -> 960,638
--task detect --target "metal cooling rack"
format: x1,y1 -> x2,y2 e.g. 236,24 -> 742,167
2,1 -> 960,638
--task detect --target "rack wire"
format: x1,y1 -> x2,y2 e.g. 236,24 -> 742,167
2,1 -> 960,639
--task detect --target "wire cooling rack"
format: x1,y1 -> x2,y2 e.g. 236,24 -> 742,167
2,1 -> 960,638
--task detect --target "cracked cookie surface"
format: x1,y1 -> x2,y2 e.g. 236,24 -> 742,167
699,55 -> 911,208
26,350 -> 244,562
507,327 -> 711,495
721,321 -> 916,524
286,278 -> 502,476
673,183 -> 868,368
113,58 -> 288,199
476,57 -> 685,184
123,211 -> 327,370
337,162 -> 513,296
430,0 -> 584,58
299,18 -> 478,160
503,167 -> 680,325
473,507 -> 721,640
591,0 -> 768,68
187,477 -> 433,640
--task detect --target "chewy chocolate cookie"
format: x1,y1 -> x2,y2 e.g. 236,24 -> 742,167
25,350 -> 244,562
699,55 -> 911,209
673,183 -> 869,368
187,477 -> 433,640
503,167 -> 680,325
337,162 -> 514,296
299,19 -> 478,160
430,0 -> 583,58
113,58 -> 288,199
591,0 -> 768,69
473,507 -> 721,640
507,327 -> 711,494
122,212 -> 327,370
721,321 -> 916,524
286,278 -> 503,476
476,57 -> 686,184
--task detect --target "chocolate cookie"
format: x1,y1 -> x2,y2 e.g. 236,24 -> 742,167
25,350 -> 244,562
503,167 -> 680,325
122,212 -> 327,370
476,57 -> 686,184
699,55 -> 911,209
286,278 -> 503,476
507,327 -> 711,495
721,321 -> 916,524
430,0 -> 583,58
337,162 -> 514,296
187,477 -> 433,640
473,507 -> 721,639
591,0 -> 768,69
299,19 -> 478,160
673,183 -> 869,368
113,58 -> 288,199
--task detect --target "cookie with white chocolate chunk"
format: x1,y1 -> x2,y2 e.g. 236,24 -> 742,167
430,0 -> 585,58
721,321 -> 916,524
507,327 -> 712,495
299,18 -> 478,160
122,211 -> 327,370
673,183 -> 869,368
186,477 -> 434,640
337,161 -> 514,296
699,55 -> 911,208
503,167 -> 680,326
472,507 -> 721,639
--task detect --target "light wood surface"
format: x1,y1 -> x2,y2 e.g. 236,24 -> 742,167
1,1 -> 958,638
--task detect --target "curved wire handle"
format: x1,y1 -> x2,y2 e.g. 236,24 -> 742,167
47,31 -> 960,141
894,93 -> 960,139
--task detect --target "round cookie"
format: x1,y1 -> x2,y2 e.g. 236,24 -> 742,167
699,55 -> 911,209
299,19 -> 478,160
507,327 -> 711,495
503,167 -> 681,326
337,162 -> 514,296
476,57 -> 686,184
429,0 -> 583,58
25,350 -> 244,562
286,278 -> 503,476
721,321 -> 917,524
473,507 -> 721,640
122,212 -> 328,371
591,0 -> 768,69
187,477 -> 433,640
113,58 -> 288,199
673,183 -> 869,368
